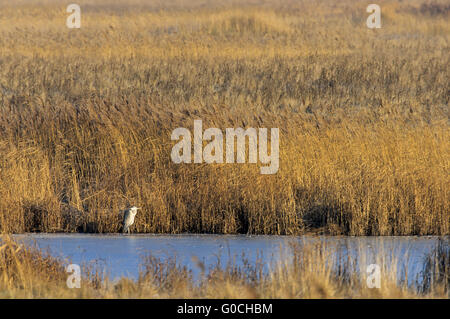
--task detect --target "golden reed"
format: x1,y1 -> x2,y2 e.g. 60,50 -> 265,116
0,0 -> 448,235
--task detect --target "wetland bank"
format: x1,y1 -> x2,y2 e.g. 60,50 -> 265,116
0,0 -> 448,236
0,0 -> 449,298
1,234 -> 449,298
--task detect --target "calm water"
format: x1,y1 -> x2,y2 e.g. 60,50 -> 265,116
11,234 -> 442,286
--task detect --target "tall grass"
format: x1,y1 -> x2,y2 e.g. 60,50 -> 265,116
420,237 -> 450,294
0,0 -> 449,235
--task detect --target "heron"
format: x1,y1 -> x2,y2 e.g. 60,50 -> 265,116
122,206 -> 140,234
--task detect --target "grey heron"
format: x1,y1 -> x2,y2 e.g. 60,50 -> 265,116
122,206 -> 140,234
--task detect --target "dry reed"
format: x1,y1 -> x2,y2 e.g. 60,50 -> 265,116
0,0 -> 448,235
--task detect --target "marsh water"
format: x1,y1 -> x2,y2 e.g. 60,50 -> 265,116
11,234 -> 443,286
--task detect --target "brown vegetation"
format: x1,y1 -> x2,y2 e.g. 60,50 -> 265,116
0,0 -> 448,235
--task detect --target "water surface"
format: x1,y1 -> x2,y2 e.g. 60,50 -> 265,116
12,234 -> 441,286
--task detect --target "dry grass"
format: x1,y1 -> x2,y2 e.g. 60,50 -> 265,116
0,235 -> 448,298
0,0 -> 448,235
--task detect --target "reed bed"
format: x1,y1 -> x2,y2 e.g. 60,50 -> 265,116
0,0 -> 448,235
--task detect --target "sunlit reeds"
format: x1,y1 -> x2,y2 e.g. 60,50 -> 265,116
0,0 -> 448,235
